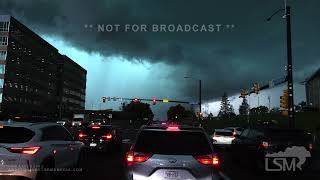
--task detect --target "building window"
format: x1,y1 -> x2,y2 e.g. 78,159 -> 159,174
0,36 -> 8,46
0,79 -> 3,88
0,21 -> 9,32
0,65 -> 5,74
0,51 -> 6,60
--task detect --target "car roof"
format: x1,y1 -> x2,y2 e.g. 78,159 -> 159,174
141,124 -> 205,132
0,120 -> 61,130
215,129 -> 233,132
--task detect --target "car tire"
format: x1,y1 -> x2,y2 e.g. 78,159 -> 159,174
36,159 -> 54,180
75,150 -> 86,168
252,159 -> 266,175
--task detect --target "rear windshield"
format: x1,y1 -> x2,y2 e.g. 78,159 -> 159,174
0,126 -> 35,143
215,131 -> 233,136
134,130 -> 212,155
266,129 -> 308,139
84,126 -> 111,135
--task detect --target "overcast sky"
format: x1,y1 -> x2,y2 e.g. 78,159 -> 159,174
1,0 -> 319,118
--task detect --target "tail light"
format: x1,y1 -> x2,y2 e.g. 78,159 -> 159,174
102,133 -> 113,140
193,154 -> 220,167
260,141 -> 269,149
126,151 -> 153,165
78,132 -> 88,140
9,146 -> 41,155
91,126 -> 100,129
308,143 -> 313,150
233,132 -> 236,136
167,125 -> 180,131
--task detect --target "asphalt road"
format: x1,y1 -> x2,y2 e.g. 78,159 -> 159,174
63,127 -> 320,180
217,147 -> 320,180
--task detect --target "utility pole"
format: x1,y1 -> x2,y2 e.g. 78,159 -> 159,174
285,6 -> 295,128
267,5 -> 295,128
268,96 -> 271,111
199,80 -> 202,115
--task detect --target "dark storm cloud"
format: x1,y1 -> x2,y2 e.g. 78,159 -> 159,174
1,0 -> 320,101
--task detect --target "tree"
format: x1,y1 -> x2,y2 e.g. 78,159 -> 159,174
250,106 -> 269,115
270,107 -> 280,114
295,101 -> 307,112
218,92 -> 235,118
167,104 -> 187,121
122,101 -> 154,120
207,113 -> 214,120
239,98 -> 250,115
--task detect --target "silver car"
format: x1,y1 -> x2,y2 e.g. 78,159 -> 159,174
0,120 -> 85,180
126,124 -> 222,180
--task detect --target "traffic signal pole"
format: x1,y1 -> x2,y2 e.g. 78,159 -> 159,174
285,6 -> 295,128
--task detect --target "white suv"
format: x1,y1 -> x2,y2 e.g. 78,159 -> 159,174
0,120 -> 85,180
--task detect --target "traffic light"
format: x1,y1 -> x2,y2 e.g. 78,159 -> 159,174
253,83 -> 260,94
239,89 -> 248,98
102,97 -> 106,103
133,98 -> 140,104
196,112 -> 203,118
152,98 -> 157,105
280,89 -> 289,109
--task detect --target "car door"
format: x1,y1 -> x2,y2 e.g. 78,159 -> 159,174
53,126 -> 77,167
234,128 -> 250,160
41,126 -> 74,168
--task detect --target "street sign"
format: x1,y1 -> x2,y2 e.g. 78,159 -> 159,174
163,99 -> 169,103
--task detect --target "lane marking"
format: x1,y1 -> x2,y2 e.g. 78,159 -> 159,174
219,171 -> 232,180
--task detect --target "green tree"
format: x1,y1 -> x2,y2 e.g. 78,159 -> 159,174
239,98 -> 250,115
295,101 -> 307,112
270,107 -> 280,114
218,92 -> 235,118
122,101 -> 154,120
250,106 -> 269,115
167,104 -> 195,121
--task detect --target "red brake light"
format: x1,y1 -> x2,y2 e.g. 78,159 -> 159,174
78,133 -> 88,140
91,126 -> 100,129
260,141 -> 269,149
9,146 -> 41,155
193,154 -> 220,167
102,133 -> 113,140
126,152 -> 134,162
167,125 -> 179,131
126,151 -> 152,164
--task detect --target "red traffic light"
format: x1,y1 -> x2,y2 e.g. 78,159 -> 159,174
133,98 -> 140,103
152,98 -> 157,105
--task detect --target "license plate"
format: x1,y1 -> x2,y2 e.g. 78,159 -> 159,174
165,170 -> 179,179
90,143 -> 97,147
